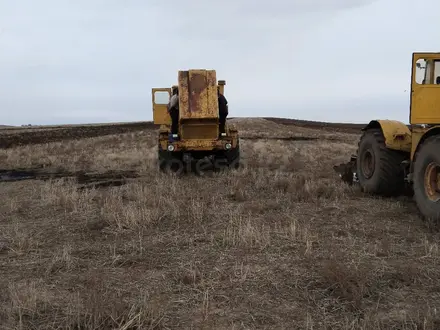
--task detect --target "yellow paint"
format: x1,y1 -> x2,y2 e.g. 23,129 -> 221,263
372,53 -> 440,157
152,88 -> 171,125
351,52 -> 440,191
156,69 -> 239,153
159,122 -> 239,151
367,120 -> 412,152
159,124 -> 169,134
410,125 -> 440,160
181,120 -> 219,140
410,126 -> 425,160
410,53 -> 440,124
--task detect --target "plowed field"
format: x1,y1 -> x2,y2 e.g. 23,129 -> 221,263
0,122 -> 155,149
0,118 -> 364,149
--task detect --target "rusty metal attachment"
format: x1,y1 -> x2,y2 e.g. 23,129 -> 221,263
333,154 -> 358,185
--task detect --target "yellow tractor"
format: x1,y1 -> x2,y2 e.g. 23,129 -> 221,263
152,69 -> 240,175
335,52 -> 440,221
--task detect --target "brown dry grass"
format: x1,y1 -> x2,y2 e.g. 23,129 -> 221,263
1,118 -> 440,329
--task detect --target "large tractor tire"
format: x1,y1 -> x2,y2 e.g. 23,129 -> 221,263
356,128 -> 407,196
158,150 -> 185,175
226,141 -> 240,170
413,135 -> 440,222
193,157 -> 214,177
212,142 -> 240,172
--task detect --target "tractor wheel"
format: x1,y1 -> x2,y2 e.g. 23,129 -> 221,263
158,151 -> 184,175
356,128 -> 407,196
193,157 -> 213,177
212,156 -> 229,173
226,143 -> 241,170
158,150 -> 167,172
413,135 -> 440,222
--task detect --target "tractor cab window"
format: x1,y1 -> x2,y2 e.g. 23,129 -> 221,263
415,59 -> 429,84
435,61 -> 440,84
415,58 -> 440,84
154,91 -> 170,105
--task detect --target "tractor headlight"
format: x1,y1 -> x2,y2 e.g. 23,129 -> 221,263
167,144 -> 175,152
225,143 -> 232,150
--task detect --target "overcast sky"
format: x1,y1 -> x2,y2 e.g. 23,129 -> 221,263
0,0 -> 438,125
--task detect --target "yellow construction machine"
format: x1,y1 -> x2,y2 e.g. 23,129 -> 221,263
152,69 -> 240,175
335,52 -> 440,221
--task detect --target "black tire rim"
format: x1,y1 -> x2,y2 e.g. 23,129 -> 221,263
361,148 -> 375,179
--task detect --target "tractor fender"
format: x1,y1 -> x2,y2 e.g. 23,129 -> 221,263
362,120 -> 411,152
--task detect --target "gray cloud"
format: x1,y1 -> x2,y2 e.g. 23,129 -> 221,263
0,0 -> 438,125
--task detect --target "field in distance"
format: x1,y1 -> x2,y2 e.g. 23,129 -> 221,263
0,117 -> 439,329
0,117 -> 363,148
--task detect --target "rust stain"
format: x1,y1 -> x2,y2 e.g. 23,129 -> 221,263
206,70 -> 218,118
178,71 -> 189,119
178,69 -> 218,120
189,73 -> 206,114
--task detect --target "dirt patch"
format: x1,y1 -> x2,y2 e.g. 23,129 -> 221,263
241,136 -> 319,141
0,122 -> 156,149
0,166 -> 140,189
263,117 -> 366,133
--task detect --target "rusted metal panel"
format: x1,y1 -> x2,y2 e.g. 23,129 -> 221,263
181,123 -> 218,140
162,138 -> 233,151
206,70 -> 218,119
178,70 -> 189,119
188,71 -> 205,116
159,123 -> 239,151
178,69 -> 219,120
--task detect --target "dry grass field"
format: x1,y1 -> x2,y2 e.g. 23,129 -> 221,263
1,118 -> 440,329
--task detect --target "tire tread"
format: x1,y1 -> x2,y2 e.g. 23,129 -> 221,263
413,134 -> 440,221
357,128 -> 407,196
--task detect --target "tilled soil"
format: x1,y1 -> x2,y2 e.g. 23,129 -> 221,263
0,122 -> 156,149
0,118 -> 367,149
262,117 -> 367,133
